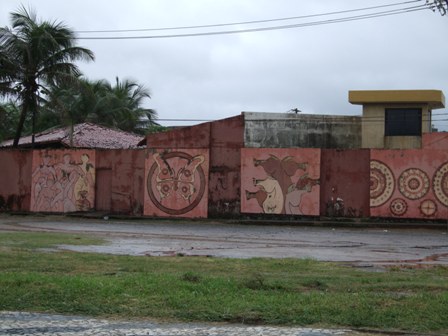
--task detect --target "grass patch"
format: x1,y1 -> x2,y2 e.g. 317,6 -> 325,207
0,231 -> 447,333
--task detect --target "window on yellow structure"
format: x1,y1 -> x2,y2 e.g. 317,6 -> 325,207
385,108 -> 422,136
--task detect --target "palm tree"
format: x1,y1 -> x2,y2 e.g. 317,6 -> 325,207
40,76 -> 158,135
0,6 -> 94,147
85,77 -> 158,134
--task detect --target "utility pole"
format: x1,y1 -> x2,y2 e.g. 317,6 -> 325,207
427,0 -> 448,15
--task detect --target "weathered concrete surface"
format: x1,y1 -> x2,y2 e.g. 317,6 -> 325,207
320,149 -> 370,218
1,215 -> 447,267
243,112 -> 362,149
0,150 -> 32,212
96,149 -> 146,215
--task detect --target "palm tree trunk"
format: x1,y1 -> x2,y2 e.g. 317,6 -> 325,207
69,123 -> 74,147
12,102 -> 28,148
31,108 -> 36,148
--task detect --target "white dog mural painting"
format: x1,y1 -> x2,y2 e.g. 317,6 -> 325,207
245,154 -> 319,215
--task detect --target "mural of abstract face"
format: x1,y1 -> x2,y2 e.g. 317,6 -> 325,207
147,151 -> 207,215
153,152 -> 205,202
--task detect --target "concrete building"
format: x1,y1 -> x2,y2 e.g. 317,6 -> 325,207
349,90 -> 445,149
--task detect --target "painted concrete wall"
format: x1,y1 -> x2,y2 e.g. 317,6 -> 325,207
30,150 -> 96,213
95,149 -> 145,215
147,123 -> 211,148
3,130 -> 448,221
241,148 -> 320,215
209,116 -> 244,217
144,148 -> 209,218
422,132 -> 448,150
0,150 -> 32,211
370,149 -> 448,219
320,149 -> 370,217
244,112 -> 361,149
146,116 -> 244,217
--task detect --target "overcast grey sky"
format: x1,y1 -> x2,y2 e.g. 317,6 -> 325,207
1,0 -> 447,129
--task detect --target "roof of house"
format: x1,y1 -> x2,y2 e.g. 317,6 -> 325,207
348,90 -> 446,109
0,123 -> 145,149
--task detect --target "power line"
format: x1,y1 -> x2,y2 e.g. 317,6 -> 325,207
76,3 -> 428,40
76,0 -> 423,34
157,113 -> 448,124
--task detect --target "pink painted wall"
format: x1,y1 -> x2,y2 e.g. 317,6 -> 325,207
146,116 -> 245,217
30,150 -> 95,213
370,149 -> 448,219
0,150 -> 32,211
241,148 -> 320,215
95,149 -> 145,215
320,149 -> 370,217
209,116 -> 244,216
147,123 -> 211,148
144,148 -> 210,218
422,132 -> 448,150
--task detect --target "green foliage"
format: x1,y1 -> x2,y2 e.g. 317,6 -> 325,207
146,124 -> 169,134
37,76 -> 158,135
0,6 -> 94,146
0,8 -> 158,143
0,231 -> 104,250
83,76 -> 158,134
0,101 -> 31,142
0,231 -> 447,333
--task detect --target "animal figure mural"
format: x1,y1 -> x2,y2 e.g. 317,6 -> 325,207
245,154 -> 320,215
145,150 -> 209,217
30,151 -> 95,212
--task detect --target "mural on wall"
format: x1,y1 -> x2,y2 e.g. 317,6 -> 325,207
241,148 -> 320,215
370,150 -> 448,219
30,150 -> 95,212
144,149 -> 209,218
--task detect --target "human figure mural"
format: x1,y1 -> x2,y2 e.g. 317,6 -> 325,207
244,153 -> 320,215
31,151 -> 95,212
145,150 -> 209,217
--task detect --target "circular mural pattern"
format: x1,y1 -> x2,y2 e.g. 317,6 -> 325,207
370,160 -> 395,207
398,168 -> 430,200
419,199 -> 437,217
147,151 -> 206,215
390,198 -> 408,216
433,162 -> 448,207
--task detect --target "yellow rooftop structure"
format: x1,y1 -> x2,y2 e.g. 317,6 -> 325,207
349,90 -> 445,109
348,89 -> 445,149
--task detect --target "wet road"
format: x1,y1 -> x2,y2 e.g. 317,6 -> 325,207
1,215 -> 447,266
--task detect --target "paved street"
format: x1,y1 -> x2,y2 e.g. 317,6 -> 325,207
0,215 -> 447,266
